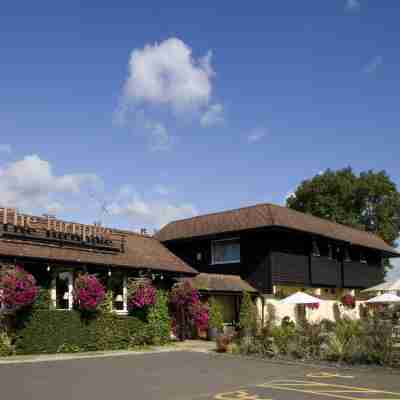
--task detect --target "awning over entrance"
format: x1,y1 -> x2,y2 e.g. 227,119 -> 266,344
188,273 -> 258,293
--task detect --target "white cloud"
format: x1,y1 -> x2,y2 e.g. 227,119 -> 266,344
345,0 -> 360,12
118,38 -> 223,150
200,103 -> 224,127
144,121 -> 172,152
122,38 -> 213,112
109,196 -> 197,228
0,144 -> 12,154
363,56 -> 383,74
0,154 -> 100,211
247,128 -> 267,143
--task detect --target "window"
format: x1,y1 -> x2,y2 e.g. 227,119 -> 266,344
212,238 -> 240,264
109,273 -> 127,314
52,271 -> 73,310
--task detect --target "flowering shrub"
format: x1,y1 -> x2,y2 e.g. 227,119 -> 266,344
341,294 -> 356,310
306,303 -> 320,310
0,266 -> 38,312
73,274 -> 105,312
192,302 -> 209,331
127,280 -> 156,310
169,280 -> 208,339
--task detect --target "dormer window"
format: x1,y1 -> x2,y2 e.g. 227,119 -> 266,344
212,238 -> 240,264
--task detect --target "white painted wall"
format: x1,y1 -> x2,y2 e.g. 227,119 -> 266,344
258,297 -> 364,325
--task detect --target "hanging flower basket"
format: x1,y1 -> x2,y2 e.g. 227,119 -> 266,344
305,302 -> 320,310
341,294 -> 356,310
0,266 -> 39,312
73,274 -> 105,312
127,280 -> 156,320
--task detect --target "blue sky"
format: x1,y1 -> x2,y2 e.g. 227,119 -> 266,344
0,1 -> 399,271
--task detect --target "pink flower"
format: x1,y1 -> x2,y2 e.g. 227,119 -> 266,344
128,282 -> 156,310
73,274 -> 105,312
0,266 -> 39,312
170,281 -> 208,330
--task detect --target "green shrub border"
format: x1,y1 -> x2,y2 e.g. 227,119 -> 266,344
14,310 -> 153,355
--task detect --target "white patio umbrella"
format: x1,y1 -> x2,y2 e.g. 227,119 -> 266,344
365,293 -> 400,304
362,279 -> 400,293
279,291 -> 322,305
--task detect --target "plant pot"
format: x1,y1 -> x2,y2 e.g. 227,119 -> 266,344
207,327 -> 219,341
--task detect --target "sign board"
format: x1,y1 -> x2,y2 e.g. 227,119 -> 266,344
0,207 -> 123,252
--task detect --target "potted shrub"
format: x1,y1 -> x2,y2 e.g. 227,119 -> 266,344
208,297 -> 224,340
216,333 -> 232,353
239,292 -> 256,337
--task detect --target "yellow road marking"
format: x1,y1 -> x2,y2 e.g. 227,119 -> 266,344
257,380 -> 400,400
214,390 -> 272,400
307,372 -> 355,379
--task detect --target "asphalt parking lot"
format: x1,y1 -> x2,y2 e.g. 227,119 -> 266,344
1,351 -> 400,400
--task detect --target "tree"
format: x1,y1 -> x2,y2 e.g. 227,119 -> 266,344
286,168 -> 400,248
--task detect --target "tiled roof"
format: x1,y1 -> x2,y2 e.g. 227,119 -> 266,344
156,203 -> 399,256
0,209 -> 197,274
0,233 -> 197,274
187,273 -> 258,293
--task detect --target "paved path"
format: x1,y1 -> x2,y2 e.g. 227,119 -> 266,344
1,350 -> 399,400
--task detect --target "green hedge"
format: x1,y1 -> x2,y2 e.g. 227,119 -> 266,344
15,310 -> 151,355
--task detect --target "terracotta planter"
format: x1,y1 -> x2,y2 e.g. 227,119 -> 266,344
207,327 -> 219,341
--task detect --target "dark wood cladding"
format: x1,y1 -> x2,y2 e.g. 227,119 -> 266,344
343,261 -> 383,288
270,251 -> 309,285
311,257 -> 340,286
165,227 -> 386,292
241,235 -> 270,293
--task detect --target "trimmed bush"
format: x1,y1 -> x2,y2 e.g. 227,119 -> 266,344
239,292 -> 257,334
15,310 -> 150,355
0,331 -> 14,356
148,289 -> 171,345
208,297 -> 224,333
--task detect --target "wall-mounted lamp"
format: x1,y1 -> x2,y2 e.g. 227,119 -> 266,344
327,244 -> 333,260
114,294 -> 123,302
312,239 -> 320,257
344,248 -> 351,263
360,252 -> 367,264
108,269 -> 112,277
47,265 -> 51,272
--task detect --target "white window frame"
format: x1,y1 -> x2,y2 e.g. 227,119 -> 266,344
112,274 -> 128,315
51,271 -> 73,310
211,237 -> 241,265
